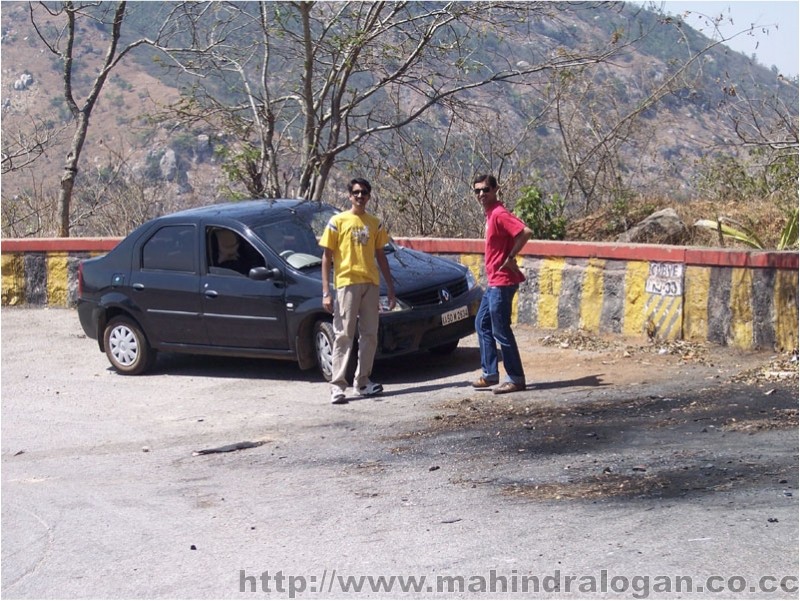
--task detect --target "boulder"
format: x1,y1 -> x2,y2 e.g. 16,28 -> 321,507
617,208 -> 689,245
14,72 -> 33,90
159,148 -> 177,181
195,134 -> 213,162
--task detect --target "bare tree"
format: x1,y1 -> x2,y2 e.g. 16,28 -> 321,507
150,1 -> 624,202
361,100 -> 551,237
545,27 -> 733,212
31,2 -> 131,235
716,73 -> 799,159
364,120 -> 485,237
28,1 -> 207,236
0,170 -> 60,237
0,111 -> 69,175
19,0 -> 793,239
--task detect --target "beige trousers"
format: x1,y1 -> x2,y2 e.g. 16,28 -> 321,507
331,283 -> 380,391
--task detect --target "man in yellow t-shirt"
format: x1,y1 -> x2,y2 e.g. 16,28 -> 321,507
320,178 -> 396,404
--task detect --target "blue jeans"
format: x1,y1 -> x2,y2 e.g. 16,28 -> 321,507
475,285 -> 525,385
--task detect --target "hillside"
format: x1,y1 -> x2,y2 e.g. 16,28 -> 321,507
1,3 -> 185,206
1,1 -> 797,241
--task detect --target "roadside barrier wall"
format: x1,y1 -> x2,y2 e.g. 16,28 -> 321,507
2,237 -> 797,351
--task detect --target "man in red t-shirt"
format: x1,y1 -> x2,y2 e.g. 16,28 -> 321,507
471,174 -> 533,394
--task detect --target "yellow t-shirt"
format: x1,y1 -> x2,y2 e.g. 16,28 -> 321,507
319,211 -> 389,288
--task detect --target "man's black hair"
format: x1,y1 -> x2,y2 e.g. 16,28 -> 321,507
348,178 -> 372,194
473,174 -> 497,188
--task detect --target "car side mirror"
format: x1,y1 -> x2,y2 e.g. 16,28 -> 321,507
249,266 -> 281,281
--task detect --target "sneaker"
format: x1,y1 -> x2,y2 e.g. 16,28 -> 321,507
331,388 -> 348,404
357,381 -> 384,397
493,381 -> 525,394
472,376 -> 499,389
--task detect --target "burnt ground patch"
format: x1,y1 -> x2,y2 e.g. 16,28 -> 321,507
389,367 -> 798,504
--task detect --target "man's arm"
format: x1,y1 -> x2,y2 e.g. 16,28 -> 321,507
375,248 -> 396,310
500,226 -> 533,272
321,247 -> 334,313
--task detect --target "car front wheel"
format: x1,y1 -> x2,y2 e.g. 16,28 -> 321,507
103,316 -> 155,375
429,339 -> 459,355
313,320 -> 335,382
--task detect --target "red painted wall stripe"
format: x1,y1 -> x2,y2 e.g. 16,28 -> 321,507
1,238 -> 121,252
683,248 -> 799,269
1,237 -> 797,269
393,238 -> 798,268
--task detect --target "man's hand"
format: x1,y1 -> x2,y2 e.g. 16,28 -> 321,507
500,256 -> 522,274
322,294 -> 334,313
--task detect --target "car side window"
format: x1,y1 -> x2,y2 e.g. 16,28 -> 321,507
142,225 -> 196,272
206,227 -> 266,276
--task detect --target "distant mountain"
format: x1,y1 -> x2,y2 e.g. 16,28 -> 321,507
1,1 -> 796,237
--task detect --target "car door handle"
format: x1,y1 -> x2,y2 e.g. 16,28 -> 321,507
132,283 -> 144,291
204,290 -> 218,299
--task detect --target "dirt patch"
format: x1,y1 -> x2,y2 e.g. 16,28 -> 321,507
501,472 -> 672,501
391,326 -> 798,503
732,353 -> 800,385
721,408 -> 799,432
535,328 -> 743,366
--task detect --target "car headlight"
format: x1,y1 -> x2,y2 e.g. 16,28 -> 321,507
379,296 -> 411,313
466,269 -> 478,289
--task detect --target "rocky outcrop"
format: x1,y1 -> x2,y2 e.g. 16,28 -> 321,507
195,134 -> 213,163
159,148 -> 177,181
617,208 -> 690,245
13,72 -> 33,91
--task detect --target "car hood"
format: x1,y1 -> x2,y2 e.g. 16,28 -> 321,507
386,245 -> 467,291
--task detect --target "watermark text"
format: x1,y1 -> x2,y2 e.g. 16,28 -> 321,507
239,569 -> 798,598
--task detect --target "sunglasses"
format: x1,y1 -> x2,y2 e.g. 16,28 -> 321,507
351,189 -> 370,197
473,187 -> 492,195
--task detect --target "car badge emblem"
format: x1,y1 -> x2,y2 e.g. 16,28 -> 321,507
439,288 -> 451,303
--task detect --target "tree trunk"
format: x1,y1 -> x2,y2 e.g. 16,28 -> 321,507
57,112 -> 89,237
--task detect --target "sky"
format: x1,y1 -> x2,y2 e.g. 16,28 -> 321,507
656,1 -> 799,77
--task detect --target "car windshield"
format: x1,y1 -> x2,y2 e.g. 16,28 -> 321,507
252,204 -> 395,269
251,205 -> 337,269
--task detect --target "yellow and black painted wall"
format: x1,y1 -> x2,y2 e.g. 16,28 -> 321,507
401,239 -> 798,352
2,237 -> 797,351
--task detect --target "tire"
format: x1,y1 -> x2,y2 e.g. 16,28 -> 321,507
103,316 -> 156,375
430,339 -> 459,355
313,320 -> 335,382
313,320 -> 357,383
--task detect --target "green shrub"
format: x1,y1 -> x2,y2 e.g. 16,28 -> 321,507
514,184 -> 567,241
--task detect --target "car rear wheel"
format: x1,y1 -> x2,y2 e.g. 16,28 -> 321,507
103,316 -> 155,375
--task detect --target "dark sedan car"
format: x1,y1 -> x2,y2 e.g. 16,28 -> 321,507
77,199 -> 483,379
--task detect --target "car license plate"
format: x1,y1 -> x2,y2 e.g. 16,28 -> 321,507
441,305 -> 468,326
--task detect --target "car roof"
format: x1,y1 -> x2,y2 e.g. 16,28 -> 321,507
168,199 -> 338,223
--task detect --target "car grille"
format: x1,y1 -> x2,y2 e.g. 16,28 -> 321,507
400,276 -> 469,308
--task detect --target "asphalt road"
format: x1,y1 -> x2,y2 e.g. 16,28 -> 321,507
2,307 -> 797,599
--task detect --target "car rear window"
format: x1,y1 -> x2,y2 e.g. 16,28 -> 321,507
141,225 -> 196,272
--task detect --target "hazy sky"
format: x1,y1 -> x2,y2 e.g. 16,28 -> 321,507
659,1 -> 799,76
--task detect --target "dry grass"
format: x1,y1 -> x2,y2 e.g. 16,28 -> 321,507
567,195 -> 794,249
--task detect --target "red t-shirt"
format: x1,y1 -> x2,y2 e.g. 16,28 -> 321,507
484,202 -> 526,286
